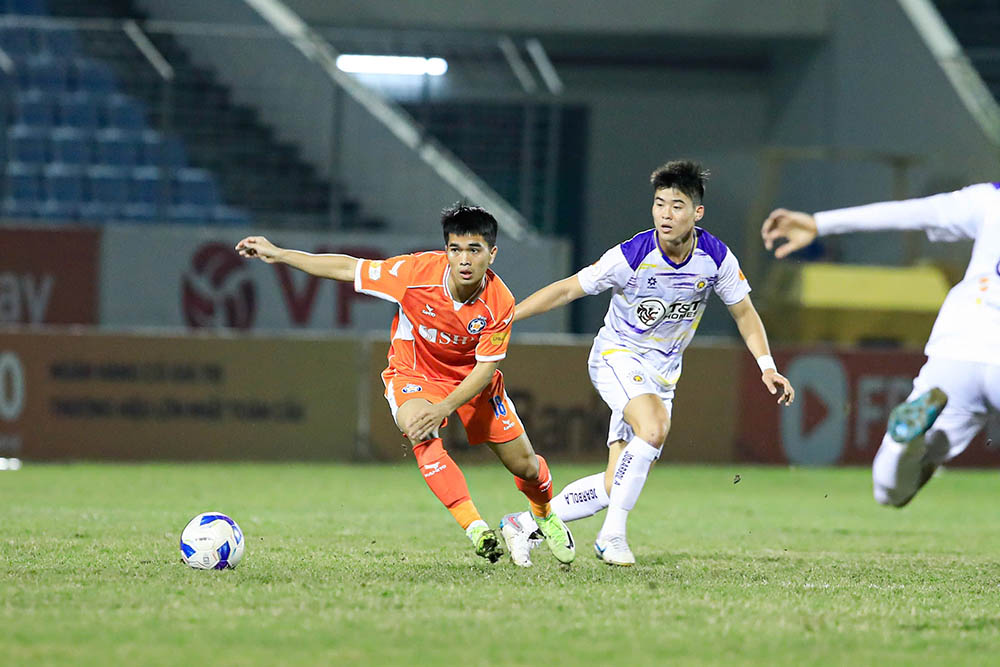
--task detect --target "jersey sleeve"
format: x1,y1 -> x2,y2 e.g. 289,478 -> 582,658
713,249 -> 751,305
815,183 -> 996,242
354,254 -> 415,304
576,246 -> 631,295
475,298 -> 514,363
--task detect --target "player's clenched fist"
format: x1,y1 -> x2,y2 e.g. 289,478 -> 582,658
236,236 -> 283,263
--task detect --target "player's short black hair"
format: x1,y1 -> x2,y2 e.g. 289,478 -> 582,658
441,203 -> 498,247
650,160 -> 710,205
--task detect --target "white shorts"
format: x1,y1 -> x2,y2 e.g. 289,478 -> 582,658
904,356 -> 1000,463
588,348 -> 675,446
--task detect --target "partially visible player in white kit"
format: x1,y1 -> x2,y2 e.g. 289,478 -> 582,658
499,160 -> 796,566
761,182 -> 1000,508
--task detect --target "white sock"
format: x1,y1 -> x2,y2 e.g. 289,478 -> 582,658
514,472 -> 610,534
600,436 -> 660,538
550,472 -> 610,521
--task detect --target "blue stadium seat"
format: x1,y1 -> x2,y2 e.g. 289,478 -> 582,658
40,161 -> 84,219
127,165 -> 161,204
123,165 -> 162,221
173,167 -> 219,207
15,89 -> 55,126
142,131 -> 187,169
212,205 -> 251,226
8,123 -> 47,162
0,27 -> 36,55
72,58 -> 115,94
4,160 -> 40,198
80,164 -> 128,220
2,161 -> 40,218
168,204 -> 210,224
37,27 -> 78,56
94,127 -> 139,166
25,54 -> 69,91
104,93 -> 146,130
6,0 -> 48,16
58,91 -> 99,130
51,126 -> 91,164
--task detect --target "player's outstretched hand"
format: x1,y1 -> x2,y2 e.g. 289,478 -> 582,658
236,236 -> 282,263
762,369 -> 795,406
761,209 -> 818,259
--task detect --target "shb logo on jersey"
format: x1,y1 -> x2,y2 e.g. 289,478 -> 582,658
401,383 -> 422,394
467,316 -> 487,334
635,298 -> 668,328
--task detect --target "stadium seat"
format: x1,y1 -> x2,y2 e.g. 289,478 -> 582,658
212,204 -> 251,226
94,127 -> 139,166
40,161 -> 84,219
50,126 -> 91,164
138,130 -> 188,169
6,0 -> 48,16
0,27 -> 36,55
80,164 -> 128,220
104,93 -> 146,130
15,89 -> 55,126
167,203 -> 209,224
58,90 -> 99,130
173,167 -> 219,207
8,123 -> 48,162
4,160 -> 41,200
1,161 -> 40,218
37,27 -> 78,56
128,165 -> 162,205
72,58 -> 115,94
25,54 -> 68,90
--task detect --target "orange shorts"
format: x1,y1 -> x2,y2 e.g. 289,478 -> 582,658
383,369 -> 525,445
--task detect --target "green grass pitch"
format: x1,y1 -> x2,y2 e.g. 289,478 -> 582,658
3,462 -> 999,665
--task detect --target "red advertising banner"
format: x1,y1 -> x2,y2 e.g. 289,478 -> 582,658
0,227 -> 100,325
739,348 -> 999,467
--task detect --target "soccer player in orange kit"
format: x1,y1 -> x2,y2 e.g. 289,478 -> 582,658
236,204 -> 575,564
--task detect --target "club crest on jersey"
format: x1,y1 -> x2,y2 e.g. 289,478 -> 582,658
630,373 -> 645,384
467,316 -> 488,334
635,298 -> 668,328
696,279 -> 707,290
401,384 -> 422,394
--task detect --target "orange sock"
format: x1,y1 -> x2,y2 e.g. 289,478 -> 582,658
413,438 -> 482,529
515,454 -> 553,518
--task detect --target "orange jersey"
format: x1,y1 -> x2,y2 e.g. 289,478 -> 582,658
354,252 -> 515,384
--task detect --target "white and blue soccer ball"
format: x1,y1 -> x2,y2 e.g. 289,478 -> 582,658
180,512 -> 245,570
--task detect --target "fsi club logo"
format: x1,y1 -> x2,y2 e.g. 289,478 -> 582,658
182,243 -> 257,329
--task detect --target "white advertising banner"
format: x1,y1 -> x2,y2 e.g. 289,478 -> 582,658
98,224 -> 571,333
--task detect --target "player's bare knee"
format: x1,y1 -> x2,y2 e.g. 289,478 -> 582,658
636,422 -> 669,447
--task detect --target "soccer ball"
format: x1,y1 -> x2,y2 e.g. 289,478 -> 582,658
179,512 -> 245,570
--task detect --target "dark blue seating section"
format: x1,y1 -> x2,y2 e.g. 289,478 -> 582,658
0,10 -> 249,225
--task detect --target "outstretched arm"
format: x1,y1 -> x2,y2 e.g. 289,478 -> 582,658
514,275 -> 587,323
236,236 -> 358,281
762,186 -> 991,257
727,296 -> 795,406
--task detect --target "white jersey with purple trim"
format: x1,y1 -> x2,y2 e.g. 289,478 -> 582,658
814,182 -> 1000,366
577,227 -> 751,385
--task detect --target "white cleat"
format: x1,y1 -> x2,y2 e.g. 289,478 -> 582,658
594,534 -> 635,566
499,512 -> 541,567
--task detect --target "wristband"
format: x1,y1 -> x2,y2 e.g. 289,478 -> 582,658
756,354 -> 777,373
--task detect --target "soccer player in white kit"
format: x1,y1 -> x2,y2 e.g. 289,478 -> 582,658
761,182 -> 1000,508
499,161 -> 796,566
